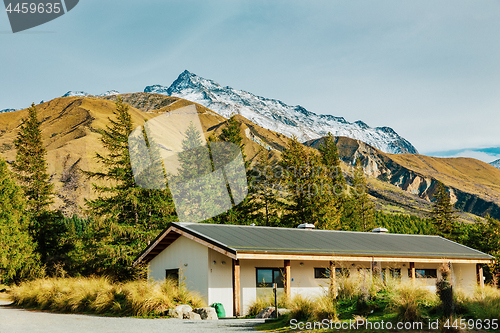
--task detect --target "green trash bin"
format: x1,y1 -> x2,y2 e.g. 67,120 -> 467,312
210,303 -> 226,318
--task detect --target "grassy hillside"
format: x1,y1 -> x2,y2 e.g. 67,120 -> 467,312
0,95 -> 283,216
2,93 -> 499,221
307,136 -> 500,221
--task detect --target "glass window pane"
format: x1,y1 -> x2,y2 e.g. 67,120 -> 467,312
257,269 -> 273,287
274,269 -> 284,288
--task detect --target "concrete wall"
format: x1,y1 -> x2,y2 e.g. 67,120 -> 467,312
207,249 -> 234,316
452,263 -> 477,293
149,237 -> 480,316
148,237 -> 209,303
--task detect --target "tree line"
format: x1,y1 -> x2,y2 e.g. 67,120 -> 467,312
0,99 -> 498,284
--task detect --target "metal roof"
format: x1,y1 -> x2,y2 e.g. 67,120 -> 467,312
134,222 -> 493,265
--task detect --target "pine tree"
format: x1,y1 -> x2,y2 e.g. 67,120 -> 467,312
315,133 -> 346,230
210,115 -> 253,224
12,103 -> 53,215
431,182 -> 458,239
279,136 -> 322,227
249,147 -> 281,226
344,158 -> 375,231
220,115 -> 246,162
85,97 -> 176,277
0,158 -> 42,283
11,103 -> 68,266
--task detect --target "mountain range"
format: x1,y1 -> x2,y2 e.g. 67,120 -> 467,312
1,93 -> 500,221
491,159 -> 500,169
1,70 -> 416,155
143,70 -> 418,155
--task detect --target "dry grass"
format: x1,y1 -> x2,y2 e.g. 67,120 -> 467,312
246,291 -> 290,317
10,277 -> 205,317
460,285 -> 500,319
386,280 -> 439,321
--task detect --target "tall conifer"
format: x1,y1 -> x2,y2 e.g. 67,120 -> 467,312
0,158 -> 41,282
344,158 -> 375,231
85,97 -> 176,277
431,182 -> 458,239
11,103 -> 67,266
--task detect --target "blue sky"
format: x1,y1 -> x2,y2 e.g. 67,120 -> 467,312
1,0 -> 500,160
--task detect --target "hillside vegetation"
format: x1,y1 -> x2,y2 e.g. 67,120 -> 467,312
307,136 -> 500,221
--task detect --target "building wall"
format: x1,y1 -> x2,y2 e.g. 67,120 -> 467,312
148,237 -> 209,303
452,263 -> 477,293
148,237 -> 481,316
207,249 -> 234,316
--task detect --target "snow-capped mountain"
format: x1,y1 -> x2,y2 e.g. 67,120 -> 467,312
98,90 -> 120,97
144,70 -> 418,154
490,159 -> 500,169
0,108 -> 17,114
62,91 -> 89,97
62,90 -> 119,97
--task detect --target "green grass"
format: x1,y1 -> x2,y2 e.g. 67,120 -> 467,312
255,276 -> 500,333
9,277 -> 205,317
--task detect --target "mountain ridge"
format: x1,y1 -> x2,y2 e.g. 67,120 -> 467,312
144,70 -> 418,155
491,159 -> 500,169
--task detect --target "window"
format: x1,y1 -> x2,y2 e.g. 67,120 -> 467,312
314,268 -> 350,279
256,268 -> 284,288
382,268 -> 401,280
166,268 -> 179,285
415,269 -> 437,278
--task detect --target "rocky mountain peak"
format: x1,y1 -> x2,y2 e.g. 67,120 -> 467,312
490,159 -> 500,169
157,71 -> 419,154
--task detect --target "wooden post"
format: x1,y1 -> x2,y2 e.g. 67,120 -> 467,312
329,261 -> 336,298
410,262 -> 415,282
476,263 -> 484,288
284,260 -> 291,297
371,260 -> 381,279
232,259 -> 240,317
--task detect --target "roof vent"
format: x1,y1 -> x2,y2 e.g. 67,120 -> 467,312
372,227 -> 389,233
298,223 -> 315,230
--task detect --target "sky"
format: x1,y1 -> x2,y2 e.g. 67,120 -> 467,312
1,0 -> 500,161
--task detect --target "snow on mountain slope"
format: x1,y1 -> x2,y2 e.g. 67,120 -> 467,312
63,90 -> 119,97
62,91 -> 89,97
144,70 -> 418,154
491,159 -> 500,169
0,109 -> 17,114
98,90 -> 120,96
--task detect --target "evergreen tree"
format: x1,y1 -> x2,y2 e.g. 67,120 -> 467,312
249,147 -> 282,226
220,115 -> 246,163
430,182 -> 458,239
344,158 -> 375,231
11,103 -> 68,266
0,158 -> 42,283
85,97 -> 176,278
210,115 -> 254,224
315,133 -> 346,230
279,136 -> 323,227
12,103 -> 53,215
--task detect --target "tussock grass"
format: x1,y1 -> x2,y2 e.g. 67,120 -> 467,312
246,291 -> 290,317
10,277 -> 205,316
248,293 -> 336,321
461,285 -> 500,319
386,280 -> 438,321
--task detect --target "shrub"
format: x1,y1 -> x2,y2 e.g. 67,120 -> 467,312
462,285 -> 500,319
10,277 -> 205,316
288,294 -> 316,321
387,280 -> 438,322
246,291 -> 289,317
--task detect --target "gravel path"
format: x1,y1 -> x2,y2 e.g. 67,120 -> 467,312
0,301 -> 266,333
